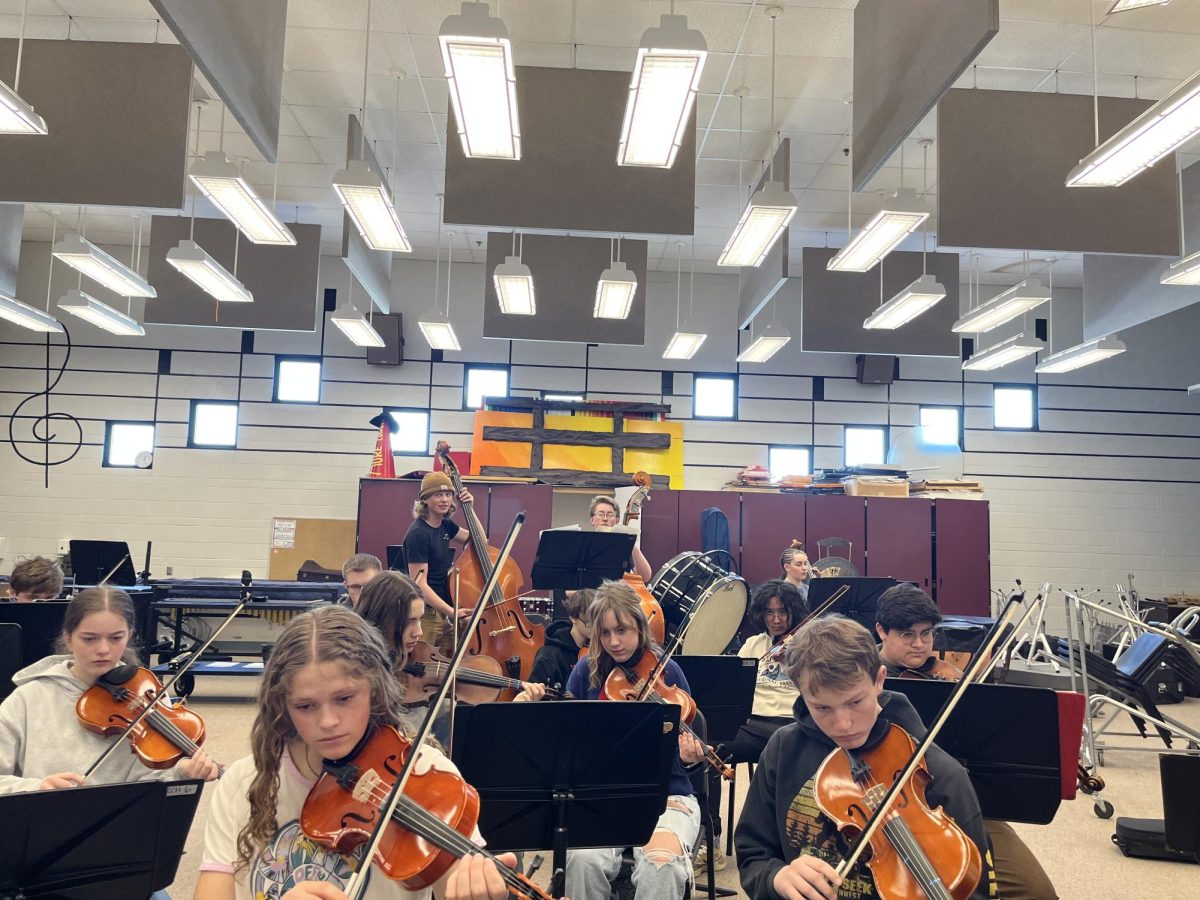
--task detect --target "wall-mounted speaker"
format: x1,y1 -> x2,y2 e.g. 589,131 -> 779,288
366,314 -> 404,366
855,354 -> 897,385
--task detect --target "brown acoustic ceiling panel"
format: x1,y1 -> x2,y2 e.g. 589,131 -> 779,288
0,39 -> 191,209
938,88 -> 1180,256
445,66 -> 695,235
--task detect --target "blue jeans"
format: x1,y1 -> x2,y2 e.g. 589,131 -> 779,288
565,794 -> 701,900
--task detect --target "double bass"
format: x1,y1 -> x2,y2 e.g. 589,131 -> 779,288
616,471 -> 665,646
436,441 -> 543,688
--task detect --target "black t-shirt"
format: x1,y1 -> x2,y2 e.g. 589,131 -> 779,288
403,518 -> 462,604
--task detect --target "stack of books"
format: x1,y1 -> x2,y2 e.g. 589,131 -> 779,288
909,479 -> 984,498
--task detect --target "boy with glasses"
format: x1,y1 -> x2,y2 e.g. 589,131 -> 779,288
874,583 -> 945,678
588,496 -> 652,582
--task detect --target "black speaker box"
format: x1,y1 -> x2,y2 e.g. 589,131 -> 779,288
856,354 -> 896,385
366,314 -> 404,366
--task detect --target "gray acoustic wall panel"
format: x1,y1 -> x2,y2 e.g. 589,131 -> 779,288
144,217 -> 322,331
1081,161 -> 1200,339
737,140 -> 791,329
342,114 -> 392,314
0,204 -> 23,298
482,233 -> 648,344
445,66 -> 695,235
852,0 -> 997,190
0,40 -> 191,208
150,0 -> 287,162
801,247 -> 960,357
938,89 -> 1180,256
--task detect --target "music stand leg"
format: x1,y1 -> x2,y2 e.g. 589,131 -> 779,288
551,790 -> 572,899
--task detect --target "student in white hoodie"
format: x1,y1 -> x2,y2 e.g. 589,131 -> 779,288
0,586 -> 219,794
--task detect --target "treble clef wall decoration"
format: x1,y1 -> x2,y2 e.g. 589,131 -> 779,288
7,324 -> 83,488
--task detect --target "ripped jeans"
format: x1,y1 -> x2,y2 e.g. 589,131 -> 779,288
565,794 -> 701,900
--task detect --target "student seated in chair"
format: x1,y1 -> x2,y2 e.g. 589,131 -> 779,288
4,556 -> 64,602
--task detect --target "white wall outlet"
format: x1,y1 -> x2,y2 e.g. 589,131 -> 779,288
58,540 -> 70,556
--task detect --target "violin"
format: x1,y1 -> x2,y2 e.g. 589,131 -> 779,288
437,441 -> 544,691
604,651 -> 734,781
402,641 -> 561,704
898,656 -> 965,682
815,722 -> 982,900
759,584 -> 851,664
301,724 -> 552,898
76,664 -> 224,777
618,471 -> 666,646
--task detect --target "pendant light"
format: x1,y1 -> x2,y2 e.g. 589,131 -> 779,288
0,1 -> 47,135
1035,262 -> 1126,373
331,278 -> 386,348
419,201 -> 462,351
1,214 -> 62,334
59,216 -> 147,336
439,1 -> 521,159
595,237 -> 638,320
494,232 -> 535,315
664,241 -> 707,359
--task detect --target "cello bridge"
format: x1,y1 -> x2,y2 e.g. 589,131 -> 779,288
488,626 -> 517,637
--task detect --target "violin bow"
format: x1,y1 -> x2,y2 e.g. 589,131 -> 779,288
344,513 -> 528,900
83,570 -> 256,779
759,584 -> 851,663
833,587 -> 1027,881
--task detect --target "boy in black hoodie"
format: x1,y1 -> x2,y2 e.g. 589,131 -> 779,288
735,616 -> 994,900
527,588 -> 595,692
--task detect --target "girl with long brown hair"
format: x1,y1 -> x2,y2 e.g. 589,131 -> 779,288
0,586 -> 219,793
193,604 -> 512,900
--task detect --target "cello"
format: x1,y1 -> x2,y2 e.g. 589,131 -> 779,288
436,441 -> 543,688
616,471 -> 666,646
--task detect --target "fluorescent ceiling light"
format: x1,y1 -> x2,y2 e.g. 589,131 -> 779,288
863,274 -> 947,330
493,255 -> 536,315
332,159 -> 413,253
827,189 -> 928,272
1066,66 -> 1200,187
189,151 -> 296,246
962,333 -> 1043,371
330,304 -> 386,348
718,182 -> 798,268
0,293 -> 63,333
736,321 -> 791,364
952,278 -> 1052,333
439,2 -> 521,160
594,262 -> 638,319
418,309 -> 461,351
166,240 -> 253,303
663,329 -> 708,360
57,290 -> 144,336
1109,1 -> 1171,13
1160,248 -> 1200,285
1035,336 -> 1126,374
52,234 -> 157,298
618,14 -> 707,168
0,77 -> 46,134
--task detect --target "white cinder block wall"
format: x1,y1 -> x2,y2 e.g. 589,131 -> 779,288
3,242 -> 1200,631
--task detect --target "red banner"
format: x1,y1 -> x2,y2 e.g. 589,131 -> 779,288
368,415 -> 395,479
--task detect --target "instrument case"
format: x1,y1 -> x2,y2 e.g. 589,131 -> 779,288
1112,817 -> 1198,863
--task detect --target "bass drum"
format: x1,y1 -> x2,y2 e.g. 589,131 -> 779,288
649,551 -> 748,655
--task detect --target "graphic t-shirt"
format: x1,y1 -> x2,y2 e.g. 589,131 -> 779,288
783,777 -> 879,899
738,632 -> 801,718
403,518 -> 462,604
201,742 -> 479,899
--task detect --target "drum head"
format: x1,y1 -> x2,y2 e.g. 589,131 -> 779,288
679,576 -> 748,655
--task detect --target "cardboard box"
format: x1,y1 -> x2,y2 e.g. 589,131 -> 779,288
842,476 -> 909,497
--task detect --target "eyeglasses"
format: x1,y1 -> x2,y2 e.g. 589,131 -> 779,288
764,608 -> 789,619
593,511 -> 619,520
897,628 -> 937,644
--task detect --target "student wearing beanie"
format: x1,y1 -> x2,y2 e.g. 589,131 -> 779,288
402,470 -> 488,651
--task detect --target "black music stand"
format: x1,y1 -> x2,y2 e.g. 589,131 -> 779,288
884,679 -> 1062,824
0,601 -> 68,665
0,623 -> 20,700
451,701 -> 678,898
1162,754 -> 1200,859
0,778 -> 203,899
530,530 -> 636,591
68,540 -> 137,586
386,544 -> 408,571
807,577 -> 899,631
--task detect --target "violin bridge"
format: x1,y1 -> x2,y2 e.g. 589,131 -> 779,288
352,768 -> 385,805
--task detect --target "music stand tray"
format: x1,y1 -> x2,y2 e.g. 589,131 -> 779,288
885,679 -> 1062,824
530,530 -> 636,591
0,778 -> 203,899
672,655 -> 758,745
452,701 -> 679,897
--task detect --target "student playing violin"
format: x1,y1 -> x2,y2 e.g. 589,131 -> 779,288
0,586 -> 219,794
874,584 -> 1059,900
516,580 -> 705,899
735,615 -> 993,900
194,604 -> 514,900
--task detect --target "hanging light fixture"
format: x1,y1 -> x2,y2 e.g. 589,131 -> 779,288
595,238 -> 638,319
189,150 -> 296,246
58,290 -> 145,336
439,1 -> 521,160
719,9 -> 795,267
952,277 -> 1051,333
1035,336 -> 1126,373
166,240 -> 253,303
0,1 -> 46,135
618,8 -> 707,168
330,280 -> 385,348
0,293 -> 62,332
1109,0 -> 1171,10
1161,168 -> 1200,284
52,233 -> 156,298
494,233 -> 535,315
961,333 -> 1043,371
419,218 -> 462,351
827,188 -> 928,272
333,0 -> 413,252
736,320 -> 790,363
664,241 -> 708,359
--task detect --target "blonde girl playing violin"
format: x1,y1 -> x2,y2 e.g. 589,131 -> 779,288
194,604 -> 515,900
0,586 -> 219,794
518,580 -> 706,900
